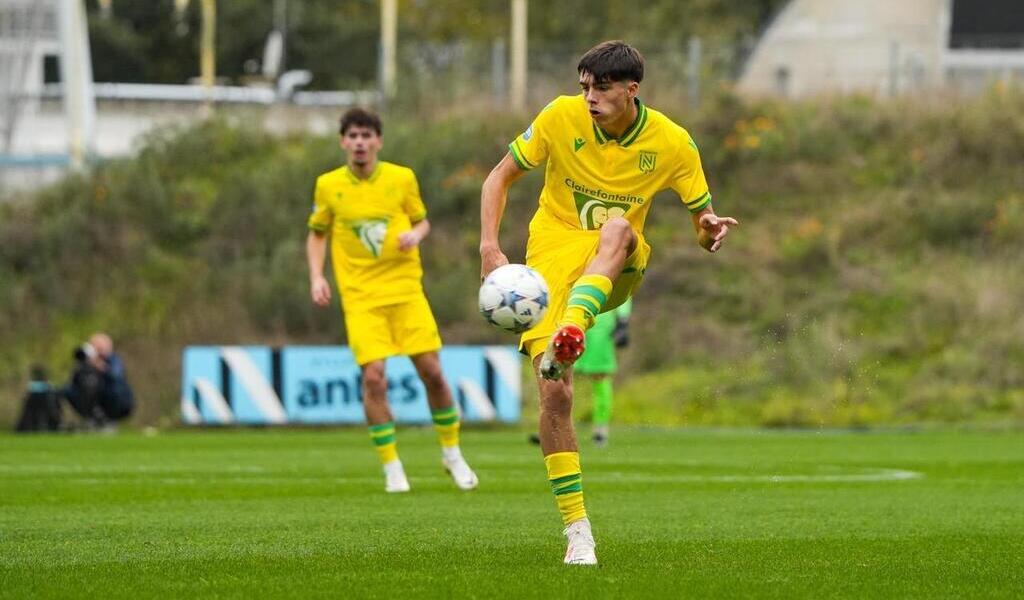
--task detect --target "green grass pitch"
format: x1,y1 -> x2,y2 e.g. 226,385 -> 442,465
1,427 -> 1022,598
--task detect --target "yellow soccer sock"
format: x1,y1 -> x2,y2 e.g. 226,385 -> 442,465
560,274 -> 613,332
368,422 -> 399,465
431,406 -> 460,448
545,451 -> 587,525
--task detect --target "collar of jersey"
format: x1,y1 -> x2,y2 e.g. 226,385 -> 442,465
593,98 -> 648,148
344,162 -> 382,184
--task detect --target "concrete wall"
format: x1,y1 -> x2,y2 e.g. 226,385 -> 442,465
738,0 -> 950,98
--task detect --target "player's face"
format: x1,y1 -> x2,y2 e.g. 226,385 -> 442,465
579,72 -> 638,127
340,126 -> 382,167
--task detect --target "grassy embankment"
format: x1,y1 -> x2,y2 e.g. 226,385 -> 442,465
2,89 -> 1023,427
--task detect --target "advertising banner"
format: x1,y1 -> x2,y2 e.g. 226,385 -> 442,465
181,345 -> 521,425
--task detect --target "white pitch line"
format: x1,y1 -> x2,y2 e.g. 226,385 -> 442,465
599,468 -> 923,483
0,465 -> 923,484
0,464 -> 267,474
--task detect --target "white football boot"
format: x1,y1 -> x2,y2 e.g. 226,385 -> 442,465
441,447 -> 479,490
383,460 -> 411,493
563,517 -> 598,565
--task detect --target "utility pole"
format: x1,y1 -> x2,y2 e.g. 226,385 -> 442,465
687,37 -> 702,110
273,0 -> 288,74
58,0 -> 96,169
510,0 -> 527,113
176,0 -> 217,113
380,0 -> 397,104
200,0 -> 216,112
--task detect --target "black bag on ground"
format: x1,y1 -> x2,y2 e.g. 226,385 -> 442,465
15,378 -> 63,433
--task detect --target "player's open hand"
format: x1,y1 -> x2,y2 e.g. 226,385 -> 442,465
479,246 -> 509,281
698,213 -> 739,253
398,230 -> 422,251
310,275 -> 332,307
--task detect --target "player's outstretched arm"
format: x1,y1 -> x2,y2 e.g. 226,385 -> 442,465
480,153 -> 526,278
691,206 -> 739,253
306,231 -> 332,306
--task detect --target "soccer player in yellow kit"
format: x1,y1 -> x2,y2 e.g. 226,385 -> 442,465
308,108 -> 478,494
480,41 -> 738,564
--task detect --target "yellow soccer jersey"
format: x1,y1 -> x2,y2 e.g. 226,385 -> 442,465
508,94 -> 711,234
308,161 -> 428,309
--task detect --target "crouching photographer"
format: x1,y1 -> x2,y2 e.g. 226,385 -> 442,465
65,333 -> 135,429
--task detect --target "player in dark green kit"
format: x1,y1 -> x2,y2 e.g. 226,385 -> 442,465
574,298 -> 631,446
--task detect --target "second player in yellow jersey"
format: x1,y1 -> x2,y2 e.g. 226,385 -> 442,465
309,160 -> 430,311
307,107 -> 478,495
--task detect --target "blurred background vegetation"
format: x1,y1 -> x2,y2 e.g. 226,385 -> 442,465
3,1 -> 1023,428
3,86 -> 1023,428
84,0 -> 782,89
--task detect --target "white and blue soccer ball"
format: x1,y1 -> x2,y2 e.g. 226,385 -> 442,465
478,264 -> 549,334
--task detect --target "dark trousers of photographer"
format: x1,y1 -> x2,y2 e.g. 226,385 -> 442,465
65,365 -> 134,423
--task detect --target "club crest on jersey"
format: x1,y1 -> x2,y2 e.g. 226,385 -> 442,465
639,151 -> 657,174
573,192 -> 632,230
350,218 -> 389,258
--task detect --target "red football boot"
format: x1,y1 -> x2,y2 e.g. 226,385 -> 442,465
539,325 -> 586,381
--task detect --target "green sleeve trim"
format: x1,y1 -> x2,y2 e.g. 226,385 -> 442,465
686,191 -> 712,213
508,141 -> 536,171
308,222 -> 329,233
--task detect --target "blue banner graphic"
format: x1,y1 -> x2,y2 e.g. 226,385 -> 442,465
181,345 -> 522,425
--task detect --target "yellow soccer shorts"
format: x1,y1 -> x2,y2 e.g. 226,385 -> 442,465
343,294 -> 443,366
520,229 -> 650,360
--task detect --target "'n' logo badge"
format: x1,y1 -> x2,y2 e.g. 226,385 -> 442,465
574,137 -> 586,152
638,151 -> 657,174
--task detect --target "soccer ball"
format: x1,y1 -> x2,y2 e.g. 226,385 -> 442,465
478,264 -> 549,334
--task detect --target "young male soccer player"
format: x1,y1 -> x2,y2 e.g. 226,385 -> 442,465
307,107 -> 478,494
479,41 -> 737,564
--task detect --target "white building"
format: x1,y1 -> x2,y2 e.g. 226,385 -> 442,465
739,0 -> 1024,98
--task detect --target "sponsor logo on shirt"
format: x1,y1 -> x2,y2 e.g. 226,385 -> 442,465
523,125 -> 533,141
563,178 -> 645,205
572,192 -> 633,230
350,218 -> 389,258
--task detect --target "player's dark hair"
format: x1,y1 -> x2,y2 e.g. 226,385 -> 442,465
339,107 -> 382,136
577,41 -> 644,84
